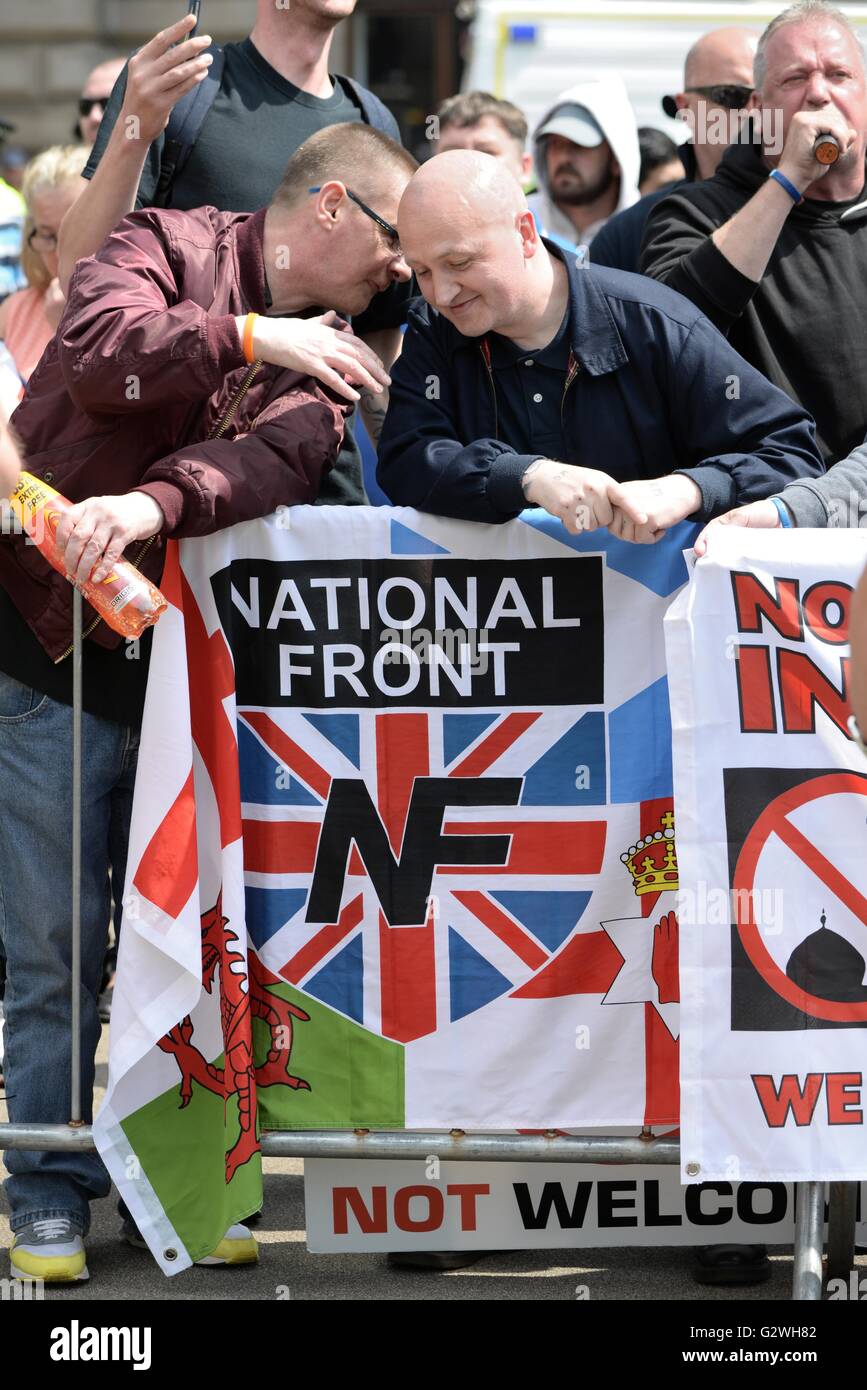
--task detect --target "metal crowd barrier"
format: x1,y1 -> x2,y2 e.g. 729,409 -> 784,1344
0,593 -> 857,1299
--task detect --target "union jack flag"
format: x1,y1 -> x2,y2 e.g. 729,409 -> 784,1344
130,510 -> 693,1121
239,704 -> 610,1043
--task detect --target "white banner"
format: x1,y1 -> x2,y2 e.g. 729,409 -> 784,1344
666,530 -> 867,1183
304,1156 -> 867,1252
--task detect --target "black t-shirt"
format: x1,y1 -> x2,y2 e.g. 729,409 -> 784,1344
83,38 -> 411,340
0,586 -> 153,725
89,38 -> 365,215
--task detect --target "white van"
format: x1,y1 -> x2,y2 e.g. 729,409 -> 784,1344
463,0 -> 867,138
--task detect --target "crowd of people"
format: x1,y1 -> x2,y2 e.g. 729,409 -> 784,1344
1,0 -> 866,1292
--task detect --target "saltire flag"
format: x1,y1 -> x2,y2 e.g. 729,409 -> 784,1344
94,506 -> 698,1273
666,529 -> 867,1183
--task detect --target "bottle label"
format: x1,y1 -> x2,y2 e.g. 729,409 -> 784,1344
108,581 -> 136,613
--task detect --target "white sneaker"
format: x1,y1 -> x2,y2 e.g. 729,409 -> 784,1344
10,1217 -> 89,1282
123,1217 -> 257,1265
195,1223 -> 258,1266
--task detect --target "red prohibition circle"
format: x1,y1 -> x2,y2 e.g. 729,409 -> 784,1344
732,771 -> 867,1022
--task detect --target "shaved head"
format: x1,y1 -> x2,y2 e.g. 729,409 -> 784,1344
399,149 -> 526,234
397,149 -> 563,343
684,27 -> 758,87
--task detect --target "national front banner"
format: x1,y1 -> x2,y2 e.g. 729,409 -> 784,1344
666,529 -> 867,1185
94,507 -> 695,1273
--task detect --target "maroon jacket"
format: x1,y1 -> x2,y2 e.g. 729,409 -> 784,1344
2,204 -> 348,661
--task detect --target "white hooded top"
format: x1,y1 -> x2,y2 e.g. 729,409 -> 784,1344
527,76 -> 641,250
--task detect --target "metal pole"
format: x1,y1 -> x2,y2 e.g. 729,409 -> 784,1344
70,586 -> 82,1125
792,1181 -> 825,1301
0,1124 -> 680,1165
826,1181 -> 858,1282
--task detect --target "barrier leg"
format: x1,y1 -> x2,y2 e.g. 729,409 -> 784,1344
70,587 -> 82,1126
826,1182 -> 857,1283
792,1182 -> 824,1300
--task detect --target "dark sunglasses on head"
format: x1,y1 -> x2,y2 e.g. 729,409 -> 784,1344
78,97 -> 109,118
684,84 -> 754,109
308,185 -> 400,247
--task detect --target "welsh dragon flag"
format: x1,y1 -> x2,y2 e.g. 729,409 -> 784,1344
94,507 -> 697,1274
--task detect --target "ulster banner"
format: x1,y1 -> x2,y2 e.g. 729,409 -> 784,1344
666,529 -> 867,1185
95,507 -> 697,1273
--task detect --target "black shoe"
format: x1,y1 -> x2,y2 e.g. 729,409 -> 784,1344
387,1250 -> 491,1271
693,1244 -> 771,1286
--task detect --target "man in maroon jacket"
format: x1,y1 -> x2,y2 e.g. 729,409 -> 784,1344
0,121 -> 414,1284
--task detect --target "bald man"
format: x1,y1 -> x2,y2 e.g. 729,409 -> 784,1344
591,26 -> 757,270
377,150 -> 822,539
76,57 -> 126,144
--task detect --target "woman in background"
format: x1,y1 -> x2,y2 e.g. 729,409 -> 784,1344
0,145 -> 88,387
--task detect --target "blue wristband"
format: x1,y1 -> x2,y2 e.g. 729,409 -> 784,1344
771,495 -> 794,527
768,168 -> 803,205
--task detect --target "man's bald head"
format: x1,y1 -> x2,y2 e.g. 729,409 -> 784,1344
399,149 -> 526,234
675,26 -> 758,177
684,27 -> 758,88
397,149 -> 550,339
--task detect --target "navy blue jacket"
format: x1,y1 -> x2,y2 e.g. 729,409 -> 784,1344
376,251 -> 824,524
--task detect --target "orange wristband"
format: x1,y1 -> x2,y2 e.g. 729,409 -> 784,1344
242,312 -> 258,364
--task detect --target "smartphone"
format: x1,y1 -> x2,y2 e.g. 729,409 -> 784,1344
187,0 -> 201,37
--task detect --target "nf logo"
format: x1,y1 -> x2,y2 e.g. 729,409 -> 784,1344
49,1320 -> 152,1371
307,777 -> 522,924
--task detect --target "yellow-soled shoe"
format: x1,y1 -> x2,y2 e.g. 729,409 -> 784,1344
123,1216 -> 258,1265
10,1218 -> 88,1282
195,1223 -> 258,1266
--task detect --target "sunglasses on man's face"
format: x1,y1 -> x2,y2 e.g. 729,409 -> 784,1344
308,186 -> 401,251
78,97 -> 109,118
684,84 -> 754,110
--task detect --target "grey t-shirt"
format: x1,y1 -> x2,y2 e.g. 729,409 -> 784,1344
85,37 -> 414,506
86,38 -> 365,216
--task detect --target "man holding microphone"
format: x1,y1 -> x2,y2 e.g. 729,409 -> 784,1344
640,0 -> 867,470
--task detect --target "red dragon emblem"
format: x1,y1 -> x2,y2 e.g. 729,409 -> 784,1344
158,891 -> 311,1180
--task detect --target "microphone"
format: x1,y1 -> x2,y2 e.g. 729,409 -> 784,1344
813,132 -> 840,165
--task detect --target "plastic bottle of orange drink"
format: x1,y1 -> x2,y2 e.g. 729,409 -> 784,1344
7,472 -> 167,638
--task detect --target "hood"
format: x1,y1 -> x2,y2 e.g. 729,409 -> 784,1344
530,78 -> 641,242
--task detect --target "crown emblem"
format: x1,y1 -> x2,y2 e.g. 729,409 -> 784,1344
620,809 -> 678,896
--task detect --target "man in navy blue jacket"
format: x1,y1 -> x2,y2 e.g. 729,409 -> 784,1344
377,150 -> 823,542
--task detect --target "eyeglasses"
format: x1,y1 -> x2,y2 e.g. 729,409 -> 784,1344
27,228 -> 58,253
684,85 -> 754,110
308,185 -> 401,252
78,97 -> 108,118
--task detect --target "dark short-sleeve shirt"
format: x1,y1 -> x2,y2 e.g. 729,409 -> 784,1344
84,37 -> 411,348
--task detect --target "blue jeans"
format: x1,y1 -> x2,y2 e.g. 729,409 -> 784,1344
0,671 -> 139,1236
